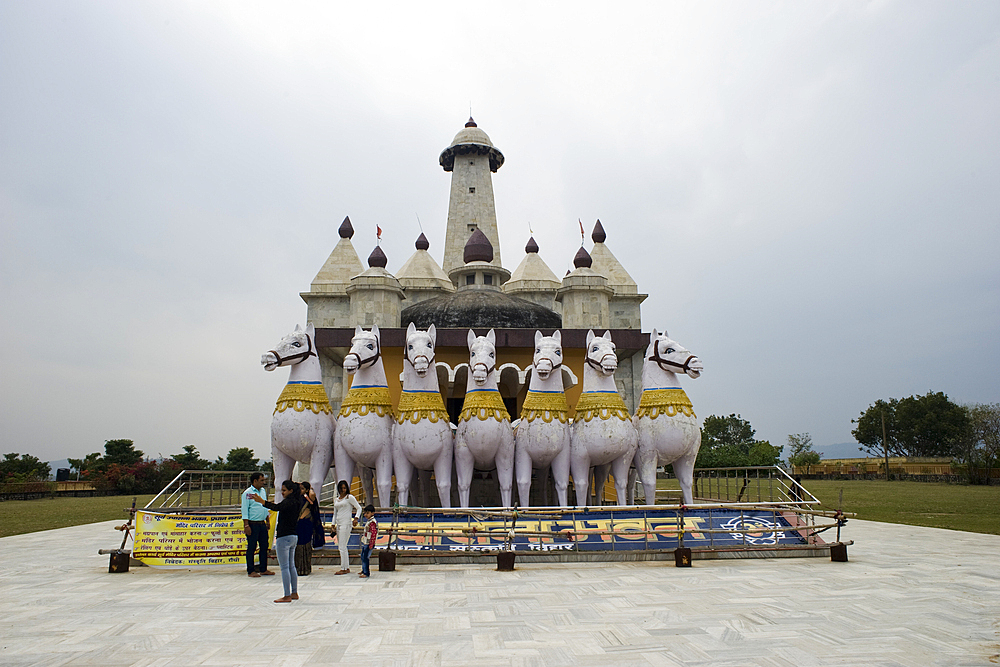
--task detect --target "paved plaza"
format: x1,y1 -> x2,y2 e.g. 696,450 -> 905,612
0,518 -> 998,666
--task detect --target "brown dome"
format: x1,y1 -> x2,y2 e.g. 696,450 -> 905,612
464,229 -> 494,264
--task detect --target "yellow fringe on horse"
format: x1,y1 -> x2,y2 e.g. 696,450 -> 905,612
396,390 -> 450,425
458,390 -> 510,423
520,390 -> 570,424
338,386 -> 394,419
575,391 -> 631,422
635,388 -> 696,420
274,383 -> 333,416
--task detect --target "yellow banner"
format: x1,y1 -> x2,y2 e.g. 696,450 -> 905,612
132,510 -> 276,568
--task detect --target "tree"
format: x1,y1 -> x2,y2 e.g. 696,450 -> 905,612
0,453 -> 51,482
103,439 -> 144,467
68,453 -> 102,477
852,392 -> 970,458
786,433 -> 822,471
957,403 -> 1000,484
213,447 -> 260,471
696,414 -> 780,468
171,444 -> 211,470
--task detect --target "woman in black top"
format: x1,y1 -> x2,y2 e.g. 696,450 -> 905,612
251,480 -> 303,603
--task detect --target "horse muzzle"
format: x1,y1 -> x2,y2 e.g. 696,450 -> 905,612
600,354 -> 618,374
261,352 -> 279,372
342,354 -> 360,374
687,357 -> 703,378
535,359 -> 553,379
411,355 -> 431,376
472,363 -> 489,385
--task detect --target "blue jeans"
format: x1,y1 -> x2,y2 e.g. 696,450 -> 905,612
360,545 -> 372,576
246,522 -> 268,574
274,534 -> 298,597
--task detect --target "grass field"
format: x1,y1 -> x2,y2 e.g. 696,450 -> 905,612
658,477 -> 1000,535
1,479 -> 998,538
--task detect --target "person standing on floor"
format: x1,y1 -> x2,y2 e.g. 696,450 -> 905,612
250,480 -> 303,603
359,505 -> 377,579
331,479 -> 362,575
294,481 -> 322,576
241,472 -> 274,578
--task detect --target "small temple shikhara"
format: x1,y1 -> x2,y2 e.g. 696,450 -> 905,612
298,118 -> 649,438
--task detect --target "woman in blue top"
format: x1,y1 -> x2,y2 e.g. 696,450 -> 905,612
251,480 -> 303,603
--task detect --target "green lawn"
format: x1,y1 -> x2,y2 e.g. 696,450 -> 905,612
0,495 -> 156,539
798,479 -> 1000,535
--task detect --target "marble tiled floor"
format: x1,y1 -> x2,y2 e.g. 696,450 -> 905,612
1,519 -> 998,666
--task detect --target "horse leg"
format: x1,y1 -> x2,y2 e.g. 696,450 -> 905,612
569,439 -> 590,507
433,446 -> 453,510
360,467 -> 374,507
610,455 -> 631,507
551,435 -> 571,508
673,453 -> 697,505
375,440 -> 393,509
496,426 -> 515,508
626,466 -> 638,505
454,431 -> 474,508
308,419 -> 335,498
594,463 -> 611,506
271,439 -> 296,502
636,445 -> 658,507
393,451 -> 413,507
514,444 -> 533,508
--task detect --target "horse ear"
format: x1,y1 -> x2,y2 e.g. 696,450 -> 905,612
355,325 -> 363,337
305,323 -> 315,338
467,329 -> 476,349
294,324 -> 302,332
603,330 -> 612,342
487,329 -> 495,345
650,329 -> 658,343
407,322 -> 416,337
534,330 -> 543,346
371,324 -> 380,339
428,324 -> 436,346
553,330 -> 562,344
586,330 -> 595,346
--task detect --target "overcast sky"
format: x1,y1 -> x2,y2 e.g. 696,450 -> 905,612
2,1 -> 998,464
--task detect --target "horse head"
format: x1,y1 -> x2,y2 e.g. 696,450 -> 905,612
404,322 -> 436,377
645,329 -> 703,379
261,323 -> 317,372
344,325 -> 381,375
467,329 -> 497,386
532,330 -> 563,380
585,330 -> 618,376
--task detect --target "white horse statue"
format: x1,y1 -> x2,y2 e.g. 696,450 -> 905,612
570,330 -> 639,506
514,330 -> 571,507
334,325 -> 394,507
261,323 -> 335,498
455,329 -> 515,508
392,323 -> 454,507
633,329 -> 704,505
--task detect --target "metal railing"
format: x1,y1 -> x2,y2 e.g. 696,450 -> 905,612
693,466 -> 819,505
145,470 -> 267,510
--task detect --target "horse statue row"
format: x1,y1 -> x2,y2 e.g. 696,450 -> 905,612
262,322 -> 702,507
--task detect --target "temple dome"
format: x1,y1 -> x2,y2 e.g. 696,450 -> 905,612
439,117 -> 505,172
401,290 -> 561,329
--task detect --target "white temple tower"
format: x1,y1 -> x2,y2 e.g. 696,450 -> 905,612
439,117 -> 505,276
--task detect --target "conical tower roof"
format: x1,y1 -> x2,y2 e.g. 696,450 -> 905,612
310,216 -> 364,293
397,233 -> 454,293
589,219 -> 639,295
504,236 -> 561,294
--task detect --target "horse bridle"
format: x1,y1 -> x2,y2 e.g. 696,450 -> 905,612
585,348 -> 617,373
404,340 -> 435,370
268,334 -> 317,366
648,339 -> 696,374
345,336 -> 381,370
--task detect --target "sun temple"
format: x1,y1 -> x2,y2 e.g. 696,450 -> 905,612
295,118 -> 651,505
